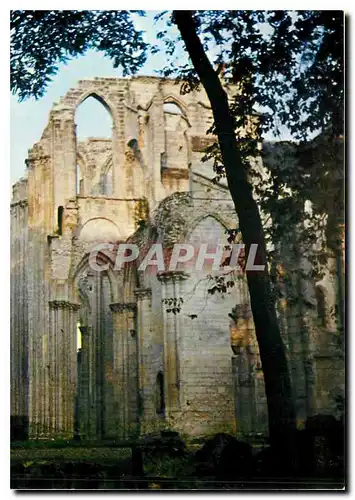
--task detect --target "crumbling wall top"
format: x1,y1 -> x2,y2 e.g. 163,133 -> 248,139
11,177 -> 28,203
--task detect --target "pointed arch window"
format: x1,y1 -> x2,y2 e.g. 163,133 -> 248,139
75,94 -> 113,197
162,100 -> 189,172
76,94 -> 113,138
163,102 -> 183,115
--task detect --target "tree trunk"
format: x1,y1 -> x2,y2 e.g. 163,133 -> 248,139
174,10 -> 296,463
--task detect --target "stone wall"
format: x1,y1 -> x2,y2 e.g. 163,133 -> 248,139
10,75 -> 344,441
11,179 -> 29,432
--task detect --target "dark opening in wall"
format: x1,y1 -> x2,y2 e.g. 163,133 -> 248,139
57,206 -> 64,236
156,371 -> 165,416
127,138 -> 139,151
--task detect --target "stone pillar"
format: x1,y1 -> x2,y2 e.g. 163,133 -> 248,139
85,321 -> 99,439
283,253 -> 317,424
158,271 -> 188,425
113,83 -> 127,198
77,326 -> 91,438
137,110 -> 151,200
51,114 -> 76,225
49,300 -> 80,438
304,318 -> 317,418
110,303 -> 126,438
126,306 -> 138,437
10,198 -> 29,440
134,288 -> 152,433
232,347 -> 255,435
230,304 -> 264,435
110,302 -> 137,438
148,96 -> 165,204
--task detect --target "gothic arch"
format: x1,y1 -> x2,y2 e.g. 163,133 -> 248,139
185,213 -> 248,300
163,95 -> 189,122
161,100 -> 191,173
77,217 -> 122,243
75,91 -> 116,122
72,251 -> 120,305
75,91 -> 115,197
58,86 -> 118,128
185,213 -> 230,242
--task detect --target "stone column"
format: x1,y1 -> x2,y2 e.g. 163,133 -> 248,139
149,96 -> 165,204
134,288 -> 152,433
77,326 -> 91,438
51,114 -> 76,218
230,304 -> 259,435
126,306 -> 138,437
285,259 -> 316,423
302,310 -> 317,418
110,302 -> 137,438
233,347 -> 255,435
86,322 -> 98,439
158,271 -> 188,425
137,110 -> 151,199
113,83 -> 126,198
110,303 -> 126,438
11,200 -> 29,435
49,300 -> 80,438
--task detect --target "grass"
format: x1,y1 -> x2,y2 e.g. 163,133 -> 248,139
11,446 -> 132,464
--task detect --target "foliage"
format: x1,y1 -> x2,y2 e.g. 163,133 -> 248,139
166,11 -> 343,139
11,10 -> 148,100
165,11 -> 343,299
134,197 -> 150,230
161,297 -> 183,314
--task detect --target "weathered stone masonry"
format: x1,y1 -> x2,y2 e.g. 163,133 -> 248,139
11,76 -> 344,440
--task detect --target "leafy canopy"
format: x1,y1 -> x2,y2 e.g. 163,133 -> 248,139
11,10 -> 148,101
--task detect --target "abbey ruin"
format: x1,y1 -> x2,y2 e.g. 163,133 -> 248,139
11,76 -> 344,441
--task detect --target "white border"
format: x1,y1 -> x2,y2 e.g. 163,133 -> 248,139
2,3 -> 352,498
